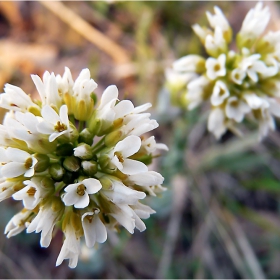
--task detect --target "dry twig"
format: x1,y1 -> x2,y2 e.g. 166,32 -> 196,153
39,1 -> 130,65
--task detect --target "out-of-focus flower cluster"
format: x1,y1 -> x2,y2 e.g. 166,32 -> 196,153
0,67 -> 167,268
166,2 -> 280,140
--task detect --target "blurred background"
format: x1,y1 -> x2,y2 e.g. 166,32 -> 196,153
1,1 -> 280,278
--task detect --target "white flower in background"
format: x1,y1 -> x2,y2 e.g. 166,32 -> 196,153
231,68 -> 246,85
108,135 -> 148,175
141,136 -> 169,154
173,55 -> 205,73
81,210 -> 107,248
206,54 -> 226,80
225,96 -> 250,122
1,148 -> 37,178
205,26 -> 227,57
211,80 -> 229,106
187,75 -> 211,110
62,178 -> 102,208
208,107 -> 226,139
238,2 -> 270,48
37,104 -> 71,142
192,23 -> 212,44
243,93 -> 268,110
169,2 -> 280,140
206,6 -> 231,40
0,67 -> 167,268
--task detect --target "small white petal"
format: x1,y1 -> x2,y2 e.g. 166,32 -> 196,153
114,135 -> 141,158
1,162 -> 27,178
122,159 -> 148,175
82,178 -> 102,194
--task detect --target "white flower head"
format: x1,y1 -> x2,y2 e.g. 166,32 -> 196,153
12,177 -> 52,210
81,209 -> 107,248
72,68 -> 98,121
56,212 -> 82,269
5,209 -> 33,238
37,104 -> 71,142
108,135 -> 148,175
206,53 -> 226,80
27,197 -> 64,247
31,71 -> 62,110
62,178 -> 102,209
126,171 -> 165,196
211,80 -> 230,106
1,148 -> 37,178
0,84 -> 40,113
243,93 -> 269,110
56,67 -> 74,95
101,176 -> 146,205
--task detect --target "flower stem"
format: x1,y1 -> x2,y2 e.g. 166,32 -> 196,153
78,121 -> 85,132
91,137 -> 105,154
55,181 -> 66,194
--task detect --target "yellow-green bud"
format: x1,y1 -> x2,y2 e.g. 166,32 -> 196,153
99,176 -> 113,190
69,122 -> 79,142
104,130 -> 123,147
40,177 -> 55,190
79,128 -> 94,145
34,154 -> 50,172
49,163 -> 65,181
74,99 -> 94,121
98,154 -> 110,170
63,156 -> 80,172
74,144 -> 93,160
82,160 -> 98,176
56,143 -> 74,156
51,196 -> 65,213
88,117 -> 101,135
101,118 -> 124,136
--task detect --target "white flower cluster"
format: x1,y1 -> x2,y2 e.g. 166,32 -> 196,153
0,67 -> 167,268
166,2 -> 280,140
